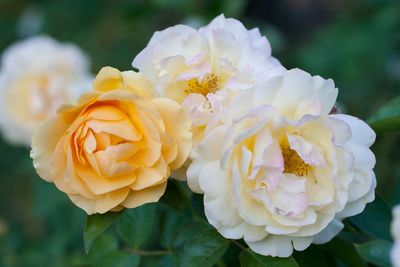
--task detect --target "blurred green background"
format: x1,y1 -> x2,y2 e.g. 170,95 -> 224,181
0,0 -> 399,266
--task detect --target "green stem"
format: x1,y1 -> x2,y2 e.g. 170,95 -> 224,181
231,239 -> 247,251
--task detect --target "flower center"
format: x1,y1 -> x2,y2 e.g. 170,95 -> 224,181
185,73 -> 222,96
281,142 -> 310,176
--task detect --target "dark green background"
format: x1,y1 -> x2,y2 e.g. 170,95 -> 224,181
0,0 -> 399,266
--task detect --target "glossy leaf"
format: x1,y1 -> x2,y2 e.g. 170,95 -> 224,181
239,249 -> 299,267
349,195 -> 392,241
368,96 -> 400,133
83,212 -> 121,254
355,240 -> 392,267
178,229 -> 229,267
116,203 -> 156,248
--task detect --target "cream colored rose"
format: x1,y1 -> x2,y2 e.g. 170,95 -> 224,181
31,67 -> 192,214
133,14 -> 285,143
392,205 -> 400,267
187,68 -> 376,257
0,35 -> 92,146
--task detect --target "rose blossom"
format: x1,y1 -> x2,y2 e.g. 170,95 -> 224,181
0,35 -> 91,145
132,14 -> 284,143
187,68 -> 376,257
31,67 -> 192,214
392,205 -> 400,267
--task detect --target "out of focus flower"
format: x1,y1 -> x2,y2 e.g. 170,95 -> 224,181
187,68 -> 376,257
392,205 -> 400,267
31,67 -> 192,214
133,14 -> 285,143
0,35 -> 91,146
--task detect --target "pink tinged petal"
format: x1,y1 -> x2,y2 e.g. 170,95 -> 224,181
122,182 -> 167,209
334,146 -> 355,191
232,157 -> 270,226
327,116 -> 352,145
330,114 -> 376,147
246,235 -> 293,257
306,168 -> 335,207
338,174 -> 376,218
217,221 -> 265,241
252,127 -> 283,171
287,133 -> 326,167
240,146 -> 252,177
347,171 -> 375,202
246,235 -> 313,257
199,161 -> 243,229
294,99 -> 322,121
252,174 -> 309,221
191,125 -> 228,160
313,219 -> 344,245
347,143 -> 376,171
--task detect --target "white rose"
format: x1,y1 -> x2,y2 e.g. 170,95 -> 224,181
0,35 -> 92,146
392,205 -> 400,267
187,68 -> 376,257
132,14 -> 285,143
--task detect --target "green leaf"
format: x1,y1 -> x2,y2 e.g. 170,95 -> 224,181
87,234 -> 119,263
83,212 -> 122,254
239,249 -> 299,267
94,251 -> 140,267
355,240 -> 392,267
322,237 -> 367,267
116,203 -> 156,248
349,195 -> 392,241
173,222 -> 211,249
368,95 -> 400,133
160,209 -> 182,249
178,229 -> 229,267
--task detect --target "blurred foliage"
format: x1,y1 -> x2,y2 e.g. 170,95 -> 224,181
0,0 -> 400,266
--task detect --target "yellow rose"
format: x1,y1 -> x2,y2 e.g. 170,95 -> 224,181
31,67 -> 192,214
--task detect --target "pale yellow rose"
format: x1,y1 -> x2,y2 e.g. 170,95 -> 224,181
0,35 -> 92,145
31,67 -> 192,214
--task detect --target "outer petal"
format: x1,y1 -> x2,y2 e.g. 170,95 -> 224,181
246,235 -> 313,257
122,182 -> 167,209
330,114 -> 376,147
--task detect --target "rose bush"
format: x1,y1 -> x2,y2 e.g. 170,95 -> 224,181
187,68 -> 376,257
31,67 -> 192,214
0,35 -> 91,145
133,14 -> 285,143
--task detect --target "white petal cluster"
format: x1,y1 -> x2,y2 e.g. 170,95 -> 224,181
392,206 -> 400,267
133,14 -> 284,143
187,68 -> 376,257
0,35 -> 92,145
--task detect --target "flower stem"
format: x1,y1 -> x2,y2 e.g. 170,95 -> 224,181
231,240 -> 247,251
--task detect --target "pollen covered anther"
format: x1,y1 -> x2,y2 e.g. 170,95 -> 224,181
185,73 -> 222,96
281,142 -> 310,176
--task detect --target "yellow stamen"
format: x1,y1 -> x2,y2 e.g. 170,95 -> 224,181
185,73 -> 222,96
281,140 -> 309,176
